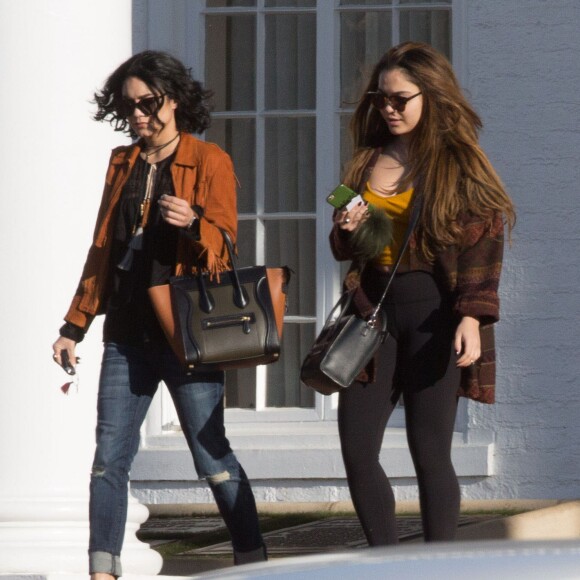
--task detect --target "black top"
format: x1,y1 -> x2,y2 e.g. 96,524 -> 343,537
59,149 -> 202,345
103,153 -> 178,345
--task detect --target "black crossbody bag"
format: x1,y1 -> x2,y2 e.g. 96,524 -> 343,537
300,197 -> 422,395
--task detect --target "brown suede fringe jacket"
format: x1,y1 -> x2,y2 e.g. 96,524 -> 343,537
330,156 -> 505,405
63,133 -> 237,335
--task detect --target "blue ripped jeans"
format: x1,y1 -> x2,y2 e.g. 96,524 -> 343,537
88,342 -> 264,576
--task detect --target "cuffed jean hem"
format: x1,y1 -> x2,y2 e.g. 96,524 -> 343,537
89,551 -> 122,577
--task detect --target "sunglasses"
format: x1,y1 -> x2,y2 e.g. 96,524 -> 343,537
367,91 -> 422,113
118,93 -> 166,118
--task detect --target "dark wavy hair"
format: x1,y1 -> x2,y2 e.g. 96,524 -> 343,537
93,50 -> 212,136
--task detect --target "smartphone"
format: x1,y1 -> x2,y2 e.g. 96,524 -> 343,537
326,184 -> 358,210
61,350 -> 76,376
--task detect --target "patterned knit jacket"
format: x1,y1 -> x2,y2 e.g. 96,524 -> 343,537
329,195 -> 505,405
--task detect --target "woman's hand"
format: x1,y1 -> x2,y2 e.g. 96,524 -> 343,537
158,194 -> 196,228
52,336 -> 77,370
334,201 -> 370,232
454,316 -> 481,368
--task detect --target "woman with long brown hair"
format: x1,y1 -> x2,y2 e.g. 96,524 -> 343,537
331,42 -> 514,544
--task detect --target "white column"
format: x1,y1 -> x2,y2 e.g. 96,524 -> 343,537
0,1 -> 162,575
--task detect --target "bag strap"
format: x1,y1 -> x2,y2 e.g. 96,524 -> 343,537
218,227 -> 237,267
367,194 -> 423,326
206,228 -> 249,309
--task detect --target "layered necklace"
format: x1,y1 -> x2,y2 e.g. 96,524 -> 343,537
141,132 -> 180,161
118,134 -> 179,271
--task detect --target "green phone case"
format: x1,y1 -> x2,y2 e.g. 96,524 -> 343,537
326,184 -> 358,209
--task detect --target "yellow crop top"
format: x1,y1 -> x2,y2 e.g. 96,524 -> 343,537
363,183 -> 414,267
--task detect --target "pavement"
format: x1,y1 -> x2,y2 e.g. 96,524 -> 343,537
137,512 -> 500,576
1,501 -> 577,579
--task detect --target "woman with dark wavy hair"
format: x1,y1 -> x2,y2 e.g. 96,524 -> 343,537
331,42 -> 515,545
52,51 -> 266,578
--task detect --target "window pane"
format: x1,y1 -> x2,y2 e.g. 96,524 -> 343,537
207,0 -> 255,7
233,219 -> 256,266
225,218 -> 315,410
265,117 -> 316,213
340,11 -> 392,106
206,15 -> 256,111
399,10 -> 451,57
400,0 -> 450,4
266,323 -> 316,408
206,118 -> 256,213
339,113 -> 353,178
340,1 -> 392,5
266,0 -> 315,5
225,366 -> 257,409
265,14 -> 316,110
265,220 -> 315,317
224,219 -> 256,409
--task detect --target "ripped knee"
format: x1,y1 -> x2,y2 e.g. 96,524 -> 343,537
206,470 -> 231,485
91,465 -> 106,477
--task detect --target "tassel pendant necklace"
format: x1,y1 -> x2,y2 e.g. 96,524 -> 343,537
132,162 -> 157,237
117,133 -> 180,272
117,163 -> 157,271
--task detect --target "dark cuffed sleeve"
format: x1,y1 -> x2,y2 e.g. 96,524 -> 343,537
181,214 -> 202,241
59,321 -> 86,343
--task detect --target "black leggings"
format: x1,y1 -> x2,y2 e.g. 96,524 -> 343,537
338,270 -> 461,545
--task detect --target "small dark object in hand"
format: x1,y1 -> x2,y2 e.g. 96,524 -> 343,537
61,350 -> 76,376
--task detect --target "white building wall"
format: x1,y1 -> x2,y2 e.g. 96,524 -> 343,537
128,0 -> 580,507
126,0 -> 580,507
7,1 -> 572,517
461,0 -> 580,500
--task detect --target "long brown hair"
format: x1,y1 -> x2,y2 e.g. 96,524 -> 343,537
343,42 -> 515,262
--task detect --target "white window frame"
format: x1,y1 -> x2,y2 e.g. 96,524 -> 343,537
133,2 -> 493,479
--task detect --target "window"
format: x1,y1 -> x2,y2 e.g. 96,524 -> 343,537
204,2 -> 318,414
136,0 -> 455,428
339,1 -> 451,169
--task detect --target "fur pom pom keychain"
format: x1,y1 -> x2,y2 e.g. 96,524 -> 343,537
349,209 -> 393,263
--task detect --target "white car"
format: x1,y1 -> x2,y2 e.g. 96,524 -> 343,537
193,540 -> 580,579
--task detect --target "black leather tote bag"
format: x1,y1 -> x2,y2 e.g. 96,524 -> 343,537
150,229 -> 290,372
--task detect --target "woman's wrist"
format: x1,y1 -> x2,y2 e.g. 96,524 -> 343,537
183,210 -> 201,240
186,215 -> 197,230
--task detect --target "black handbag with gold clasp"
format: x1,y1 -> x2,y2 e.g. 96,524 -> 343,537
149,229 -> 290,372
